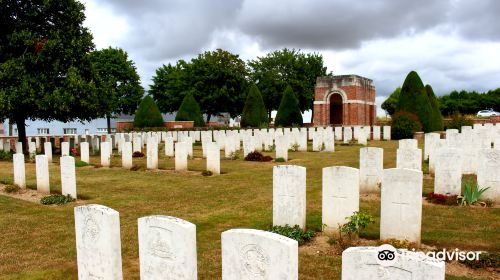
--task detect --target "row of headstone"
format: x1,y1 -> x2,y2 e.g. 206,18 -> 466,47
273,164 -> 423,244
12,153 -> 77,198
74,204 -> 443,279
74,204 -> 298,279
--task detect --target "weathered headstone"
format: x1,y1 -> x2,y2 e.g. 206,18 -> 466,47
28,142 -> 36,158
221,229 -> 298,280
434,148 -> 462,195
273,165 -> 307,229
13,153 -> 26,188
138,215 -> 197,280
61,156 -> 77,199
344,127 -> 353,143
80,142 -> 90,164
322,166 -> 359,234
424,133 -> 440,161
323,130 -> 335,151
341,246 -> 445,280
312,132 -> 323,151
334,126 -> 343,141
477,149 -> 500,202
275,134 -> 288,161
372,126 -> 381,141
380,168 -> 423,244
15,142 -> 23,154
399,139 -> 418,150
164,137 -> 174,157
35,155 -> 50,194
429,139 -> 446,174
74,204 -> 123,280
396,148 -> 422,171
359,147 -> 383,192
133,136 -> 142,153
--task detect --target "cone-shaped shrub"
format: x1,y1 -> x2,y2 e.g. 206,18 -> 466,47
275,85 -> 303,127
425,84 -> 444,131
397,71 -> 434,132
133,95 -> 164,128
241,84 -> 268,127
175,92 -> 205,127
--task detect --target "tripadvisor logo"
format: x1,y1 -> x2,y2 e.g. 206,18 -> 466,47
376,244 -> 397,267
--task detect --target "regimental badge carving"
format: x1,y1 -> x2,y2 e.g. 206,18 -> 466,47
486,151 -> 499,162
241,244 -> 269,279
148,226 -> 175,261
83,215 -> 100,244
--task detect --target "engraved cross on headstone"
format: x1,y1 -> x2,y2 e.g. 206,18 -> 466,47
391,192 -> 410,222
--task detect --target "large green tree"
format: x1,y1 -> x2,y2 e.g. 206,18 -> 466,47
90,47 -> 144,133
438,89 -> 500,116
381,87 -> 401,116
0,0 -> 97,151
425,84 -> 444,131
241,84 -> 268,127
397,71 -> 434,132
275,85 -> 303,127
248,48 -> 329,118
150,49 -> 248,122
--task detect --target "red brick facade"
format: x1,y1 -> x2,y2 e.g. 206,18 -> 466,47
313,75 -> 376,126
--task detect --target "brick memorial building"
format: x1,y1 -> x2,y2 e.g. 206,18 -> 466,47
313,75 -> 376,126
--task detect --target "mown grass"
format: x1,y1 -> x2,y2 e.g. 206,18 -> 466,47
0,140 -> 498,280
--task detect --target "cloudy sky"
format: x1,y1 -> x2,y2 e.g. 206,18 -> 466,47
82,0 -> 500,116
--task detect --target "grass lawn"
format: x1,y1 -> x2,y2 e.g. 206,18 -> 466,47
0,140 -> 498,279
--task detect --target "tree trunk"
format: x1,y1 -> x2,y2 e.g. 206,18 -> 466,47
206,114 -> 211,124
15,117 -> 27,154
107,115 -> 112,134
8,119 -> 12,136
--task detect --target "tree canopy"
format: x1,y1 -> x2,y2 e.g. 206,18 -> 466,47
150,49 -> 248,122
175,91 -> 205,127
381,87 -> 401,116
274,85 -> 303,127
248,48 -> 329,117
438,89 -> 500,116
240,84 -> 268,127
0,0 -> 97,150
90,47 -> 144,132
133,95 -> 164,128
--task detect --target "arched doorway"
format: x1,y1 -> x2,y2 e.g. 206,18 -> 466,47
329,93 -> 343,125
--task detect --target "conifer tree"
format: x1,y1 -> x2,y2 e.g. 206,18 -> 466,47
133,96 -> 164,128
275,85 -> 303,127
241,84 -> 268,127
175,92 -> 205,127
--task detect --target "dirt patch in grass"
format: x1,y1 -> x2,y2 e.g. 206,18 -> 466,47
0,184 -> 83,205
446,261 -> 499,280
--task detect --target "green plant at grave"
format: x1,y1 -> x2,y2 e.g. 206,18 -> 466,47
4,184 -> 20,193
459,181 -> 490,206
340,211 -> 375,238
269,225 -> 315,245
75,160 -> 89,167
40,194 -> 75,205
225,152 -> 239,160
0,151 -> 13,161
201,170 -> 213,176
275,157 -> 286,162
289,143 -> 300,152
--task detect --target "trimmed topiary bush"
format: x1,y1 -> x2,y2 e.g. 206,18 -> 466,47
275,85 -> 303,127
425,84 -> 444,131
391,111 -> 422,140
133,95 -> 164,128
244,151 -> 273,162
241,84 -> 268,127
175,91 -> 205,127
397,71 -> 434,132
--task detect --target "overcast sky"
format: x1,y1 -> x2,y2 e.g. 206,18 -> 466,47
82,0 -> 500,116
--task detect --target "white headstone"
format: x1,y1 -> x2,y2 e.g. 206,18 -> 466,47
396,148 -> 422,170
477,149 -> 500,202
175,142 -> 188,171
13,153 -> 26,188
133,136 -> 142,153
434,148 -> 462,195
359,147 -> 383,193
334,126 -> 343,141
322,166 -> 359,234
28,142 -> 36,157
399,139 -> 418,150
207,143 -> 220,175
344,127 -> 353,143
44,142 -> 52,162
275,134 -> 288,161
380,168 -> 423,244
15,142 -> 23,154
424,133 -> 440,161
100,142 -> 111,167
61,156 -> 77,199
341,246 -> 445,280
35,155 -> 50,194
273,165 -> 307,229
138,215 -> 197,280
80,142 -> 90,164
221,229 -> 298,280
74,204 -> 123,280
323,130 -> 335,151
146,138 -> 158,170
429,139 -> 445,174
372,126 -> 381,141
185,138 -> 193,158
165,137 -> 174,157
383,126 -> 391,140
312,132 -> 323,151
61,142 -> 70,156
122,142 -> 133,169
